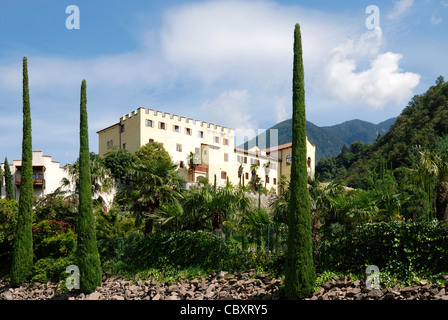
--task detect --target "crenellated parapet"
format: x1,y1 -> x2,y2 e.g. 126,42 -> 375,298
119,107 -> 234,133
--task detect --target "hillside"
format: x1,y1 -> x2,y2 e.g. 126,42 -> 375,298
240,117 -> 396,162
319,76 -> 448,188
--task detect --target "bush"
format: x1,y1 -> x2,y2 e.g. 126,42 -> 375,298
32,220 -> 77,260
0,200 -> 17,277
98,231 -> 272,274
31,256 -> 76,284
315,221 -> 448,280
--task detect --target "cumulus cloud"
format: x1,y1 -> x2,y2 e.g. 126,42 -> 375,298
160,0 -> 351,84
323,28 -> 420,109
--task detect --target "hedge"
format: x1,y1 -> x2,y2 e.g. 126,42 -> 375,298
315,221 -> 448,278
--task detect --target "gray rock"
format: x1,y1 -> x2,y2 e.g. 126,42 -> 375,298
87,292 -> 102,300
368,289 -> 383,299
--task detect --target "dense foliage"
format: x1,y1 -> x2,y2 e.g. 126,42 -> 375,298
316,221 -> 448,282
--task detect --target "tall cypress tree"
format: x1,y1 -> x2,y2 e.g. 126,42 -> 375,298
76,79 -> 102,293
4,157 -> 15,200
11,57 -> 34,286
284,24 -> 316,299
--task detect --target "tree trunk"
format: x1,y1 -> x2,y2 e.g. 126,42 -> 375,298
145,206 -> 157,234
212,209 -> 223,237
436,181 -> 448,221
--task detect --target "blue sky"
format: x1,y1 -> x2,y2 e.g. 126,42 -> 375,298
0,0 -> 447,165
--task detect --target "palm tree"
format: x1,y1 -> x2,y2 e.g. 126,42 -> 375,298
418,150 -> 448,221
263,161 -> 271,188
118,160 -> 183,234
61,152 -> 114,208
187,151 -> 199,182
180,183 -> 251,236
238,164 -> 244,187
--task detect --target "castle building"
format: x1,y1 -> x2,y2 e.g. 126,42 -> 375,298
97,107 -> 315,193
0,150 -> 74,200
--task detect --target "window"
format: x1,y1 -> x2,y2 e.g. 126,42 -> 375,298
223,138 -> 229,146
107,140 -> 113,149
286,155 -> 292,166
159,122 -> 166,130
245,172 -> 249,180
173,125 -> 180,133
224,153 -> 229,162
120,124 -> 125,133
307,157 -> 312,168
271,163 -> 277,170
199,131 -> 204,138
273,178 -> 277,185
221,171 -> 227,180
122,143 -> 126,150
185,128 -> 192,136
149,139 -> 154,143
32,174 -> 36,179
179,161 -> 184,168
266,176 -> 270,184
146,119 -> 153,127
176,144 -> 182,152
244,157 -> 247,164
38,173 -> 43,179
214,136 -> 220,144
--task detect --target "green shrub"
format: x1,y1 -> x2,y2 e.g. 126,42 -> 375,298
315,221 -> 448,280
98,231 -> 273,274
31,256 -> 76,284
0,200 -> 17,277
32,220 -> 77,259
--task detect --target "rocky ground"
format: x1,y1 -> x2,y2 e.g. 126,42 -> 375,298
1,271 -> 448,300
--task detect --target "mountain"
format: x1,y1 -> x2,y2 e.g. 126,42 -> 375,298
240,117 -> 397,162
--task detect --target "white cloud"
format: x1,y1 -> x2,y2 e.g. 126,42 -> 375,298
430,15 -> 443,24
323,29 -> 420,109
274,96 -> 290,123
160,0 -> 352,84
387,0 -> 414,20
199,90 -> 257,131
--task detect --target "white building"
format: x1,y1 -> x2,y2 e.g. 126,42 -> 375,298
1,150 -> 73,200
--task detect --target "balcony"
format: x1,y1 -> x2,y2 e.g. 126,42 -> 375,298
15,178 -> 45,187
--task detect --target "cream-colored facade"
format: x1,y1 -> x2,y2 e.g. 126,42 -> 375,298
0,150 -> 74,200
234,146 -> 280,193
97,107 -> 316,193
266,140 -> 316,181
